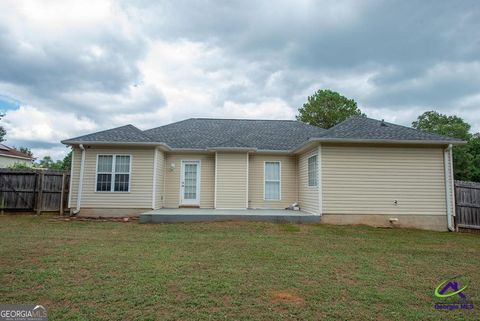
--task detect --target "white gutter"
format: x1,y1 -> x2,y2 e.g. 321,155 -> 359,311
292,138 -> 466,154
444,144 -> 454,231
207,147 -> 257,152
61,140 -> 171,150
72,144 -> 86,215
0,154 -> 34,161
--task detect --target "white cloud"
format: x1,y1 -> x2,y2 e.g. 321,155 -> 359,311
219,99 -> 295,120
0,0 -> 124,41
138,39 -> 283,124
362,105 -> 420,126
3,105 -> 96,144
30,146 -> 71,162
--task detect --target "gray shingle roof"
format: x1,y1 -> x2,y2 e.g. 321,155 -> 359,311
143,118 -> 327,150
62,124 -> 154,143
62,116 -> 463,150
319,116 -> 463,142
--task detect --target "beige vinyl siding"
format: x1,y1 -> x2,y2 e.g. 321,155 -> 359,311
322,145 -> 447,215
164,153 -> 215,208
298,147 -> 320,214
216,152 -> 248,209
69,146 -> 155,209
248,154 -> 297,209
154,149 -> 165,209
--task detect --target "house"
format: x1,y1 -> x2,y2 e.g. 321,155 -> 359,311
61,116 -> 464,231
0,144 -> 34,168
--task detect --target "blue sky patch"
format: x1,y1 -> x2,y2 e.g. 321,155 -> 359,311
0,95 -> 20,111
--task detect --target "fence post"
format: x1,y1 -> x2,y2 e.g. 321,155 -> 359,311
36,171 -> 44,215
60,173 -> 66,215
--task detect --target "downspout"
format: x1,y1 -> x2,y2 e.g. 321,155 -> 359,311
444,144 -> 454,231
72,144 -> 86,215
318,145 -> 322,216
151,148 -> 158,210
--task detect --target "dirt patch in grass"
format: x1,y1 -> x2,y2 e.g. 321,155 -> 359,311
334,269 -> 358,287
268,289 -> 305,305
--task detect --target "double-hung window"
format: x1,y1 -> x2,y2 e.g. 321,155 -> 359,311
264,161 -> 281,200
96,155 -> 131,192
308,155 -> 318,187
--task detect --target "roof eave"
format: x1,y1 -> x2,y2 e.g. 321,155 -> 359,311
0,154 -> 34,160
207,147 -> 258,152
253,149 -> 292,154
292,137 -> 466,153
61,140 -> 172,151
315,138 -> 466,145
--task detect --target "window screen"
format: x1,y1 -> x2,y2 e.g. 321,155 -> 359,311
96,155 -> 130,192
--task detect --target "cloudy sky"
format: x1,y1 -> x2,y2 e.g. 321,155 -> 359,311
0,0 -> 479,160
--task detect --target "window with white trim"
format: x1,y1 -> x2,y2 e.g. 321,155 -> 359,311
308,155 -> 318,187
96,155 -> 131,192
264,161 -> 280,200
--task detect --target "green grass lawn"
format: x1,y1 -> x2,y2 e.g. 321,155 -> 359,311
0,215 -> 479,321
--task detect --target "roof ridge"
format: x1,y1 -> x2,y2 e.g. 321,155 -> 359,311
191,118 -> 298,122
62,123 -> 154,143
360,116 -> 459,140
318,115 -> 463,142
317,115 -> 365,137
143,118 -> 194,133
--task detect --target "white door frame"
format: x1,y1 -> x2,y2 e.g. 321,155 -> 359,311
180,160 -> 201,205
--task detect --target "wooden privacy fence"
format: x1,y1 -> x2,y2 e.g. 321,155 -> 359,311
455,180 -> 480,230
0,169 -> 70,214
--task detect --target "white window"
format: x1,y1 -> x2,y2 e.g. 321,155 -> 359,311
264,161 -> 280,200
308,155 -> 318,187
96,155 -> 131,192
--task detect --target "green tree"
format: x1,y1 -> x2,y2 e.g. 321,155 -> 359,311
412,111 -> 476,181
412,111 -> 472,141
468,134 -> 480,182
36,152 -> 71,171
16,146 -> 34,158
61,151 -> 72,170
0,113 -> 7,142
37,156 -> 62,170
37,156 -> 54,168
296,89 -> 365,129
7,162 -> 32,169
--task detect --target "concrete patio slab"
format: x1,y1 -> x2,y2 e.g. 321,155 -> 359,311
139,208 -> 320,224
